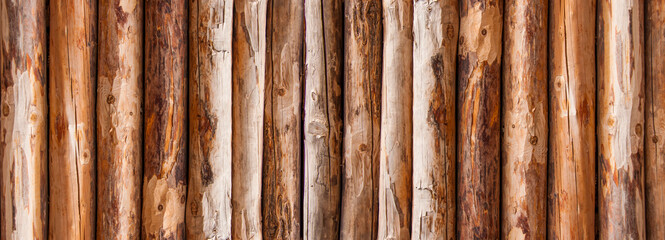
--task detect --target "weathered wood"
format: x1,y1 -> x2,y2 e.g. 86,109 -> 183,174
339,0 -> 382,239
411,0 -> 457,239
456,0 -> 503,239
142,0 -> 188,238
303,0 -> 343,239
231,0 -> 267,239
547,0 -> 596,239
501,0 -> 548,239
48,0 -> 97,238
0,0 -> 48,238
597,0 -> 646,239
262,0 -> 304,238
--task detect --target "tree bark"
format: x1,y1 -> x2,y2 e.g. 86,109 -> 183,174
456,0 -> 503,239
303,0 -> 343,239
547,0 -> 596,239
142,0 -> 188,238
501,0 -> 548,239
0,0 -> 48,238
597,0 -> 646,239
339,0 -> 382,239
48,0 -> 97,238
411,0 -> 457,239
231,0 -> 267,239
262,0 -> 304,239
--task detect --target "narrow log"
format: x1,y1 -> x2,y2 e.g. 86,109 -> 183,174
597,0 -> 646,239
501,0 -> 548,239
48,0 -> 97,238
231,0 -> 267,239
411,0 -> 457,239
0,0 -> 48,238
303,0 -> 343,239
339,0 -> 382,239
547,0 -> 596,239
262,0 -> 304,238
456,0 -> 503,239
142,0 -> 188,238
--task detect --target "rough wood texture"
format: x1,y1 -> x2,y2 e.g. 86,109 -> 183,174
547,0 -> 596,239
378,0 -> 412,239
186,0 -> 233,239
456,0 -> 503,239
339,0 -> 382,239
303,0 -> 343,239
501,0 -> 548,239
231,0 -> 267,239
411,0 -> 457,239
48,0 -> 97,238
0,0 -> 48,238
597,0 -> 646,239
142,0 -> 188,238
262,0 -> 304,238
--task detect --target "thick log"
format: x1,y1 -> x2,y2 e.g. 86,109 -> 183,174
186,0 -> 233,239
141,0 -> 188,238
411,0 -> 457,239
547,0 -> 596,239
262,0 -> 304,238
501,0 -> 548,239
597,0 -> 646,239
456,0 -> 503,239
96,0 -> 143,238
303,0 -> 343,239
231,0 -> 267,239
48,0 -> 97,238
339,0 -> 382,239
0,0 -> 48,238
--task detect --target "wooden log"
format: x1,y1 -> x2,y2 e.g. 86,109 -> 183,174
597,0 -> 646,239
456,0 -> 503,239
231,0 -> 267,239
339,0 -> 382,239
501,0 -> 548,239
411,0 -> 457,239
142,0 -> 188,238
0,0 -> 48,238
303,0 -> 343,239
547,0 -> 596,239
262,0 -> 304,238
48,0 -> 97,238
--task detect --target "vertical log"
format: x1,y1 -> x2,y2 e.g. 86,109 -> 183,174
456,0 -> 503,239
231,0 -> 267,239
303,0 -> 343,239
501,0 -> 548,239
262,0 -> 304,238
0,0 -> 48,238
597,0 -> 646,239
547,0 -> 596,239
142,0 -> 188,238
339,0 -> 382,239
411,0 -> 457,239
48,0 -> 97,238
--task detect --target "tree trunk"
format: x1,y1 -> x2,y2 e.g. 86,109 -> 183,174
48,0 -> 97,238
501,0 -> 548,239
262,0 -> 304,239
597,0 -> 646,239
547,0 -> 596,239
411,0 -> 457,239
231,0 -> 267,239
142,0 -> 188,238
0,0 -> 48,238
303,0 -> 343,239
456,0 -> 503,239
339,0 -> 382,239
